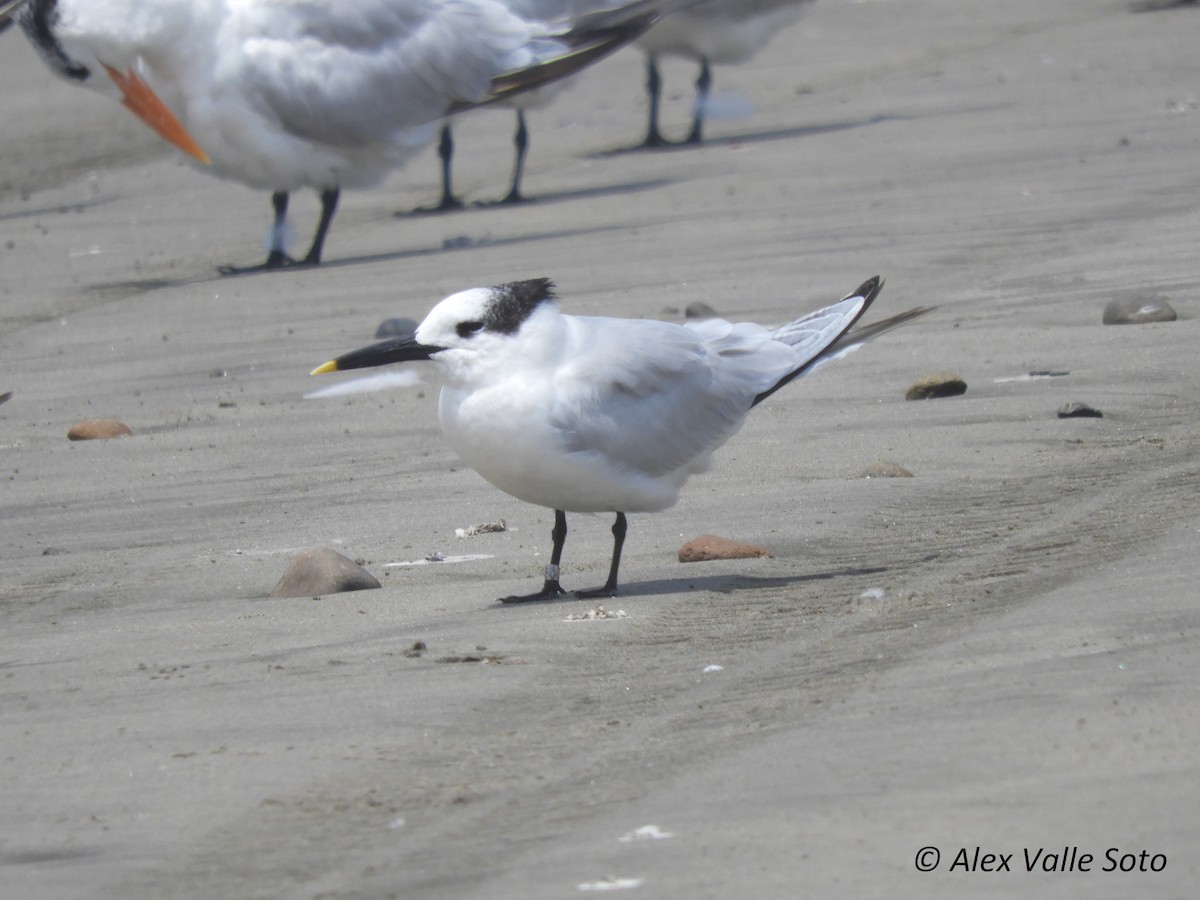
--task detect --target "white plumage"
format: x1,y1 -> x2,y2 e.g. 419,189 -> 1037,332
314,275 -> 932,602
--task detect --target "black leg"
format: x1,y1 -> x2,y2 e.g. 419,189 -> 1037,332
498,110 -> 529,204
576,512 -> 627,599
437,125 -> 465,211
500,510 -> 569,603
410,125 -> 465,213
639,56 -> 670,148
299,187 -> 339,266
683,58 -> 711,145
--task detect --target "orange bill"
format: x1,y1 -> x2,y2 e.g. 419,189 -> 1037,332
102,64 -> 209,164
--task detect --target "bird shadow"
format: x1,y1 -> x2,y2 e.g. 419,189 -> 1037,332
313,220 -> 644,272
394,176 -> 677,218
84,219 -> 642,295
1129,0 -> 1196,11
497,564 -> 890,607
593,115 -> 903,158
0,194 -> 120,223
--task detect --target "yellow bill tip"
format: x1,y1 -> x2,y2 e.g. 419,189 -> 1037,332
310,360 -> 339,376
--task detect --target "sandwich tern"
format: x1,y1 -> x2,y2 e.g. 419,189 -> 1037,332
12,0 -> 660,271
313,275 -> 932,603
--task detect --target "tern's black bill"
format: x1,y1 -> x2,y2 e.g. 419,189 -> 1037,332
312,335 -> 443,375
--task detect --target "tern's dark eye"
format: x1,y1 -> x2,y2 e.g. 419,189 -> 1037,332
456,321 -> 485,338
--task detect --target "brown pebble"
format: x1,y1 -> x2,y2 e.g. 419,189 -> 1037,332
1057,401 -> 1103,419
678,535 -> 773,563
860,461 -> 913,478
905,372 -> 967,400
269,548 -> 382,598
1102,297 -> 1177,325
67,419 -> 133,441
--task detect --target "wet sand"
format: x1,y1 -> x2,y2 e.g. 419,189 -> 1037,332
1,1 -> 1198,897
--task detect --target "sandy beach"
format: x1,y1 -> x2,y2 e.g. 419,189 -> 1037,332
1,1 -> 1198,897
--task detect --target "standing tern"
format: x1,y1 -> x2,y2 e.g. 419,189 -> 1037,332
313,276 -> 932,603
13,0 -> 661,272
423,0 -> 625,210
636,0 -> 816,147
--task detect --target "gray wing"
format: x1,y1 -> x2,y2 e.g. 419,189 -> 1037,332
233,0 -> 538,146
549,315 -> 795,478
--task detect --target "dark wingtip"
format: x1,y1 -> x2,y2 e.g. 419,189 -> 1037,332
848,276 -> 884,307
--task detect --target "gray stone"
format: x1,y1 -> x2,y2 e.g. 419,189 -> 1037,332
1102,296 -> 1177,325
1057,401 -> 1103,419
685,301 -> 720,320
269,548 -> 382,598
375,317 -> 419,339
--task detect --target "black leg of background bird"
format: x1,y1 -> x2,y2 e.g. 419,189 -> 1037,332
497,110 -> 529,204
423,125 -> 464,212
500,509 -> 569,603
683,58 -> 712,145
410,126 -> 465,213
575,512 -> 627,599
298,187 -> 339,266
639,56 -> 671,148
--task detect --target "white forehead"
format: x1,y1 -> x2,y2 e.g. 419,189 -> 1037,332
415,287 -> 492,343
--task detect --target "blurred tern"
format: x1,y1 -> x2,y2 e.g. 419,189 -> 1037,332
313,275 -> 932,603
423,0 -> 601,210
0,1 -> 26,31
636,0 -> 816,147
13,0 -> 660,272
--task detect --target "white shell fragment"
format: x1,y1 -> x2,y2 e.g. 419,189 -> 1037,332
617,825 -> 674,843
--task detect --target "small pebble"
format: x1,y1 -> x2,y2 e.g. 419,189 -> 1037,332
67,419 -> 132,441
269,548 -> 381,598
679,535 -> 772,562
0,390 -> 12,406
860,461 -> 913,478
905,372 -> 967,400
684,301 -> 719,320
375,317 -> 419,339
1102,296 -> 1177,325
1057,401 -> 1103,419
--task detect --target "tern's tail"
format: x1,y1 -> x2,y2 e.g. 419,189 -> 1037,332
751,277 -> 934,407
